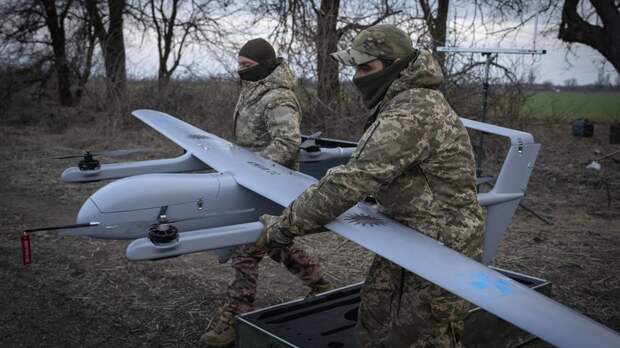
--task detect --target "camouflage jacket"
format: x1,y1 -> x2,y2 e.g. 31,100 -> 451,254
267,51 -> 484,257
233,61 -> 302,169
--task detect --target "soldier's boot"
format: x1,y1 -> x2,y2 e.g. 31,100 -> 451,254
307,278 -> 336,297
200,308 -> 235,348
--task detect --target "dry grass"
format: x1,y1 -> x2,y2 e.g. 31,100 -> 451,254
0,82 -> 619,347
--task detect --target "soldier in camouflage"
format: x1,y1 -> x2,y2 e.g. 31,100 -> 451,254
201,38 -> 334,348
257,25 -> 485,347
233,39 -> 302,169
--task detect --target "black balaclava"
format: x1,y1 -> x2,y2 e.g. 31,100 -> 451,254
238,38 -> 278,82
353,50 -> 419,109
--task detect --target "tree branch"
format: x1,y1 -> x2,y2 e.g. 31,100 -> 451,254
558,0 -> 619,72
336,9 -> 402,37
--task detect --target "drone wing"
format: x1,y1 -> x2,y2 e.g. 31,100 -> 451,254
133,109 -> 619,348
133,109 -> 315,206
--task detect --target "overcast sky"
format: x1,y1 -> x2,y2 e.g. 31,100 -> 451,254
447,13 -> 618,86
123,7 -> 618,86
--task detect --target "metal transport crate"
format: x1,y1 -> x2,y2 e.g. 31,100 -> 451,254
237,267 -> 551,348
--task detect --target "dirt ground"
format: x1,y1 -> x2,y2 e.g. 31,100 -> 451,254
0,117 -> 618,347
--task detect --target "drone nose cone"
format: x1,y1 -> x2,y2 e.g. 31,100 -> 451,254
76,198 -> 103,224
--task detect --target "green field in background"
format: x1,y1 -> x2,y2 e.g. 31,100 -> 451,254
523,91 -> 620,122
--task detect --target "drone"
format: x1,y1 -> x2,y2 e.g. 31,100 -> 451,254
23,109 -> 619,347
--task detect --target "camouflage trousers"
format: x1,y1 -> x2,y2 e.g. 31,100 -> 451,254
226,243 -> 323,315
356,255 -> 469,348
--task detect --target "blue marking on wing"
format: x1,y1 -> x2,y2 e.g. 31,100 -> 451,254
469,272 -> 514,296
495,278 -> 513,295
470,272 -> 490,290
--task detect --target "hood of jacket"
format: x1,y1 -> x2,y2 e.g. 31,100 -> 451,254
382,50 -> 444,102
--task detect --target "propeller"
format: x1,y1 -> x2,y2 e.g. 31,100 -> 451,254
300,131 -> 322,152
143,206 -> 258,244
52,148 -> 154,160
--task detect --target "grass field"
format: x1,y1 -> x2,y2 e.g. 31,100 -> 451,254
523,91 -> 620,122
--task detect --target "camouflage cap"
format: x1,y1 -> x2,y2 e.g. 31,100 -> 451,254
331,24 -> 414,66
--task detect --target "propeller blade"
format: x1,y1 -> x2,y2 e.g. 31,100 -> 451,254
52,148 -> 154,160
52,154 -> 90,160
307,131 -> 322,140
61,220 -> 152,238
300,139 -> 319,152
24,222 -> 100,233
95,148 -> 154,158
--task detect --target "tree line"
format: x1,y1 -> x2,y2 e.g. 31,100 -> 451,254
1,0 -> 618,113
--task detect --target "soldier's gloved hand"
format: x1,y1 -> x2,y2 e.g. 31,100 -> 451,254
256,214 -> 294,249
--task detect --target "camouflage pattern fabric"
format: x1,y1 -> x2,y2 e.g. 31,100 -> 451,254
226,244 -> 323,315
261,50 -> 484,347
357,256 -> 467,348
331,24 -> 415,66
227,60 -> 323,315
233,61 -> 302,169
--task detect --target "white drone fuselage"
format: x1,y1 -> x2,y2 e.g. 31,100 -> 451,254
74,172 -> 281,240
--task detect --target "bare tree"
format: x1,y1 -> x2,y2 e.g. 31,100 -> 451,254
250,0 -> 400,130
527,69 -> 537,85
69,2 -> 98,99
481,0 -> 620,74
85,0 -> 127,100
315,0 -> 340,113
132,0 -> 231,90
418,0 -> 449,67
559,0 -> 620,73
564,77 -> 578,87
40,0 -> 76,105
0,0 -> 97,106
596,63 -> 612,88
